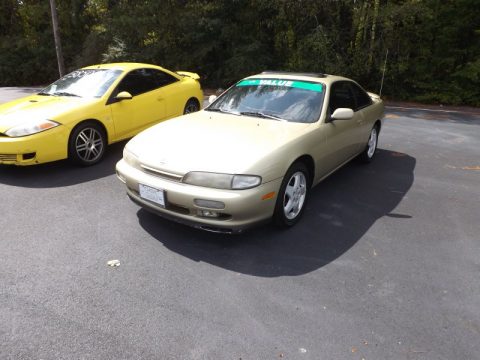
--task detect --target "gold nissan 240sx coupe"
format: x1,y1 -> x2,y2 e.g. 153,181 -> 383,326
116,71 -> 384,232
0,63 -> 202,166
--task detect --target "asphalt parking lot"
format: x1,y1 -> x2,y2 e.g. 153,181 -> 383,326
1,88 -> 479,359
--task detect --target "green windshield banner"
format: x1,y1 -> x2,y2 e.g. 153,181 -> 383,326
237,79 -> 323,92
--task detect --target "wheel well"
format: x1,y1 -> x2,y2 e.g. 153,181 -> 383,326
70,119 -> 108,143
293,155 -> 315,187
374,120 -> 382,133
186,97 -> 200,108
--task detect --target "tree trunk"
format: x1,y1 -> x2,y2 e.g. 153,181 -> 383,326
49,0 -> 65,78
368,0 -> 380,69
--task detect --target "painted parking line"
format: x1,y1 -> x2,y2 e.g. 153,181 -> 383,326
386,105 -> 479,115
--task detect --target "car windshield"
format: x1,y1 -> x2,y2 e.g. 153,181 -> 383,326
206,78 -> 325,123
39,69 -> 123,98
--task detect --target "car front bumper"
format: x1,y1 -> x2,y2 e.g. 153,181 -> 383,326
116,159 -> 282,233
0,126 -> 69,165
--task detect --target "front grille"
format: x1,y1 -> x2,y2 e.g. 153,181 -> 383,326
0,154 -> 17,162
140,164 -> 183,182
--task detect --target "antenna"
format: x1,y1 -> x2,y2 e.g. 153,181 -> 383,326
379,49 -> 388,97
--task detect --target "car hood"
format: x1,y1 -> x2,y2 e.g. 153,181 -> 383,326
0,94 -> 96,133
128,110 -> 312,175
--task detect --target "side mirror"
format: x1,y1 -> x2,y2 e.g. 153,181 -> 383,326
331,108 -> 354,120
115,91 -> 133,101
208,95 -> 217,104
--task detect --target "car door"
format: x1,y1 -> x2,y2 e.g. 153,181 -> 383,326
108,68 -> 167,140
151,70 -> 184,118
320,81 -> 363,172
349,81 -> 374,151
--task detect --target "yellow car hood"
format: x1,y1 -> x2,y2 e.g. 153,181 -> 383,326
0,94 -> 94,132
128,110 -> 311,175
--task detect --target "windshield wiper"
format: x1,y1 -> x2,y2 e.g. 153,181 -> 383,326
205,108 -> 240,116
37,92 -> 51,96
240,111 -> 285,121
52,91 -> 80,97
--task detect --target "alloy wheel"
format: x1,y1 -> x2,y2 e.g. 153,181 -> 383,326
283,171 -> 307,220
75,127 -> 104,162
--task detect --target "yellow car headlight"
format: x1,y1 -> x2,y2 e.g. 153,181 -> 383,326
182,172 -> 261,190
5,119 -> 60,137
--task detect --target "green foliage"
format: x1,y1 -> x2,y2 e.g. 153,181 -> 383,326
0,0 -> 479,106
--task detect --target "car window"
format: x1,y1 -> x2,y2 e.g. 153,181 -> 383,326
349,82 -> 372,110
153,70 -> 178,87
115,68 -> 178,97
329,81 -> 355,113
206,78 -> 325,123
40,69 -> 123,98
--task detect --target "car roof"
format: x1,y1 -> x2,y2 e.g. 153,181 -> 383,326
81,62 -> 168,72
246,71 -> 351,85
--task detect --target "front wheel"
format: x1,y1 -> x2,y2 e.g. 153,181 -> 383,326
68,122 -> 106,166
359,125 -> 379,163
273,162 -> 310,228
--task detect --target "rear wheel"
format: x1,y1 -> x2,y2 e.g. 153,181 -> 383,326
273,162 -> 310,228
183,99 -> 200,114
360,125 -> 379,163
68,122 -> 106,166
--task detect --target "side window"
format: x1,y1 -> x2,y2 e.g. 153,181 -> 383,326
329,81 -> 355,113
115,69 -> 157,96
349,82 -> 372,111
152,70 -> 178,87
115,68 -> 178,97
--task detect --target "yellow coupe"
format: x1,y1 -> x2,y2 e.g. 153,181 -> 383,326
0,63 -> 202,165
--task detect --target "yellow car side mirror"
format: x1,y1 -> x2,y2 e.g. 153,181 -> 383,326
116,91 -> 133,101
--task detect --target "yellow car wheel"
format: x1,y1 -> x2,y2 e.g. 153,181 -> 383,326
68,122 -> 107,166
273,162 -> 310,228
183,98 -> 200,114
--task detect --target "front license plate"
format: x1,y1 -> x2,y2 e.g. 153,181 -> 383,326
139,184 -> 165,207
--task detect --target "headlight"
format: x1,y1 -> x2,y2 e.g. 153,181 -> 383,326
5,119 -> 60,137
182,172 -> 261,190
123,147 -> 139,167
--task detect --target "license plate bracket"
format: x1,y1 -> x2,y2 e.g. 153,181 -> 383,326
139,184 -> 166,207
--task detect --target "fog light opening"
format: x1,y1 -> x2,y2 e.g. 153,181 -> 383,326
22,152 -> 36,160
197,209 -> 219,218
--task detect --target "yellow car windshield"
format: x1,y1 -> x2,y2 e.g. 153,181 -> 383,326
40,69 -> 123,98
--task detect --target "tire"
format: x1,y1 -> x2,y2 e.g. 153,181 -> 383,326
273,162 -> 310,228
359,125 -> 379,163
68,122 -> 106,166
183,98 -> 200,114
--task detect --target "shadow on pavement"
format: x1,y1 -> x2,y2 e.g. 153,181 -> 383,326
0,141 -> 125,188
138,149 -> 416,277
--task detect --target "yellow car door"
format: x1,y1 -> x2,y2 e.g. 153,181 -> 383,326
150,71 -> 186,118
108,68 -> 167,140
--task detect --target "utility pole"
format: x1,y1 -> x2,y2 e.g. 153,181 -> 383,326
379,49 -> 388,97
49,0 -> 65,77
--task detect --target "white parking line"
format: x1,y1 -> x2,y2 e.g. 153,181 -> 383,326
386,105 -> 477,115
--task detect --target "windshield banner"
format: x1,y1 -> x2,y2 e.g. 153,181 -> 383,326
237,79 -> 323,92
